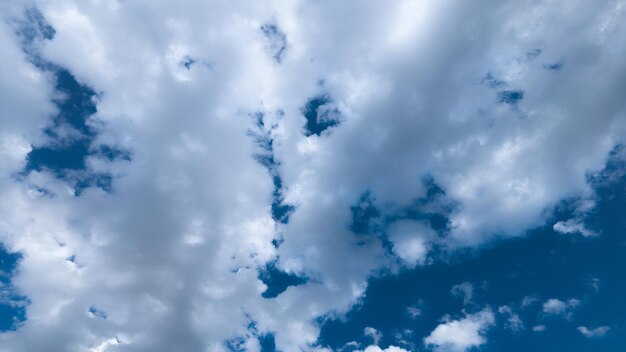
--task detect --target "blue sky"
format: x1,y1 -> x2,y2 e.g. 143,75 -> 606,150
319,152 -> 626,351
1,1 -> 625,351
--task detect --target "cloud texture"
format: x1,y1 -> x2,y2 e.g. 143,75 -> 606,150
0,0 -> 625,351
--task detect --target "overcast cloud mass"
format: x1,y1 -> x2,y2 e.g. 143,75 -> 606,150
1,1 -> 625,351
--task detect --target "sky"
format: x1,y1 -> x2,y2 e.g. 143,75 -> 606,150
0,1 -> 625,351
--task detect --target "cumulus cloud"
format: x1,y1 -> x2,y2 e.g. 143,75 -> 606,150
424,309 -> 495,352
387,220 -> 434,267
0,0 -> 625,351
577,325 -> 610,338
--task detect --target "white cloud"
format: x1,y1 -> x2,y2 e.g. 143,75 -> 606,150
553,219 -> 598,237
424,309 -> 495,352
542,298 -> 580,318
387,220 -> 434,267
577,325 -> 610,338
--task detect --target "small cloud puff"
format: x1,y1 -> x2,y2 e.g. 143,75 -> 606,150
577,326 -> 610,338
424,308 -> 495,352
406,305 -> 422,319
532,325 -> 546,332
387,220 -> 435,268
553,219 -> 598,237
542,298 -> 580,317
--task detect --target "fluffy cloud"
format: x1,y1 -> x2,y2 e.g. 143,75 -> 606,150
553,219 -> 598,237
388,220 -> 434,267
424,309 -> 495,352
0,0 -> 625,351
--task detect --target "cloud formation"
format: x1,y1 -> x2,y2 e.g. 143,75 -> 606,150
424,309 -> 495,352
0,0 -> 625,351
577,325 -> 610,338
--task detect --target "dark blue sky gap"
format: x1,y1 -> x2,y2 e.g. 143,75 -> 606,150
258,261 -> 308,299
302,94 -> 340,137
498,90 -> 525,105
0,247 -> 27,332
249,112 -> 307,300
16,7 -> 130,194
481,71 -> 525,106
317,148 -> 626,351
249,111 -> 295,226
349,178 -> 453,261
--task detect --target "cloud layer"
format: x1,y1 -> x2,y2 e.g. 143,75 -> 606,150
0,0 -> 625,351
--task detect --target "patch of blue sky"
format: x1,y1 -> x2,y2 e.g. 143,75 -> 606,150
248,112 -> 306,297
498,90 -> 525,105
384,176 -> 452,234
349,177 -> 452,255
180,55 -> 196,70
0,247 -> 28,332
258,261 -> 308,299
249,112 -> 295,225
15,7 -> 130,194
481,73 -> 525,106
258,333 -> 276,352
302,94 -> 341,137
317,148 -> 626,351
88,306 -> 107,320
16,7 -> 55,55
225,318 -> 277,352
260,23 -> 287,64
350,192 -> 382,237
